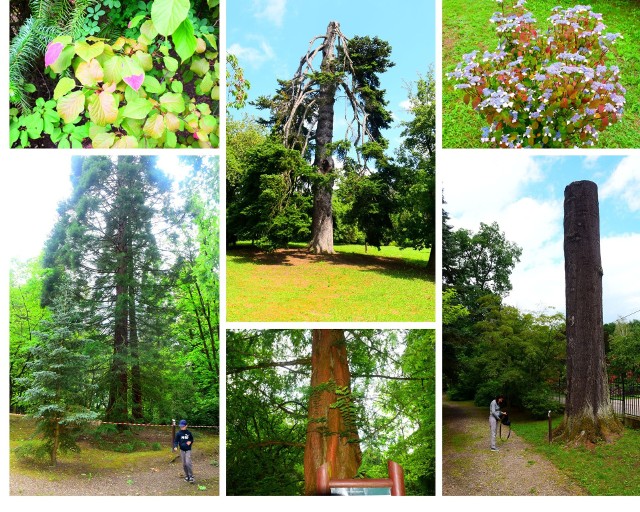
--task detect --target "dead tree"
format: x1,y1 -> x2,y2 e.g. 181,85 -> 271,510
553,180 -> 622,444
262,21 -> 393,254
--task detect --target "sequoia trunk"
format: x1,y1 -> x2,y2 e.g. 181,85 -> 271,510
309,22 -> 339,254
304,329 -> 362,495
553,180 -> 622,443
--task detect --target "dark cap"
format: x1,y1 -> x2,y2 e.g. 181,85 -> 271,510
179,419 -> 187,427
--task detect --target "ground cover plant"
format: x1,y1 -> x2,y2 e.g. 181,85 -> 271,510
515,415 -> 640,495
443,0 -> 640,148
10,0 -> 219,148
10,415 -> 220,496
227,244 -> 435,322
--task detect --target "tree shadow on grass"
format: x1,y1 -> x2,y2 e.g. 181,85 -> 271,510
227,247 -> 435,283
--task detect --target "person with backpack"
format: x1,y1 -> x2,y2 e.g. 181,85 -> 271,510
173,419 -> 195,483
489,395 -> 507,452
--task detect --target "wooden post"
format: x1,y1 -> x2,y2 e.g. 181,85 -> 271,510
388,460 -> 405,496
548,411 -> 552,444
316,463 -> 330,495
171,418 -> 176,449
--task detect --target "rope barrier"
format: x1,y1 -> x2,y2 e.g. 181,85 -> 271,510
99,420 -> 219,429
10,414 -> 218,430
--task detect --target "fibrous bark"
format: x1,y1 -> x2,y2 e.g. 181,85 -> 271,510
304,329 -> 361,495
553,180 -> 622,444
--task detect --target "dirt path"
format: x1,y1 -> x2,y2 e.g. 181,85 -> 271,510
442,399 -> 586,496
10,447 -> 219,496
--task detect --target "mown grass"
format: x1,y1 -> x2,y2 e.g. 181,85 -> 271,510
226,243 -> 435,322
442,0 -> 640,148
514,415 -> 640,495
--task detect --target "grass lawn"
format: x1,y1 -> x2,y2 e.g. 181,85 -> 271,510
514,414 -> 640,495
226,243 -> 435,322
442,0 -> 640,148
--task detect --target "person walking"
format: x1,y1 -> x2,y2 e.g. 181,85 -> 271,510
174,419 -> 195,483
489,395 -> 506,452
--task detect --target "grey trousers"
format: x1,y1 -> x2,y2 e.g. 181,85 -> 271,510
180,449 -> 193,478
489,416 -> 498,449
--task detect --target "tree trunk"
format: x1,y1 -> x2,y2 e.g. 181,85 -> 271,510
309,21 -> 339,255
107,218 -> 129,423
129,286 -> 143,421
303,329 -> 362,495
553,180 -> 622,444
51,420 -> 60,465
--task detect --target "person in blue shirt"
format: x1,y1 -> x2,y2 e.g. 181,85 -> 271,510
173,419 -> 195,482
489,395 -> 507,451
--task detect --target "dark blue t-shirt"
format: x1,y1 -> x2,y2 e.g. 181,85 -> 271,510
174,429 -> 194,451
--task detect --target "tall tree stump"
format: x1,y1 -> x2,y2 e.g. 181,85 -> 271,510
553,180 -> 622,444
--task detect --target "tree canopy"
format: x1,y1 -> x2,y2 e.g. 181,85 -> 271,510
226,329 -> 435,496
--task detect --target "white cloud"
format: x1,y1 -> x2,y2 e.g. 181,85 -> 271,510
227,41 -> 275,69
602,233 -> 640,321
252,0 -> 287,27
442,152 -> 543,230
600,155 -> 640,212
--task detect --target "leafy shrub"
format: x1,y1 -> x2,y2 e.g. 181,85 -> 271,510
447,0 -> 625,148
151,442 -> 162,451
10,0 -> 219,148
521,385 -> 562,419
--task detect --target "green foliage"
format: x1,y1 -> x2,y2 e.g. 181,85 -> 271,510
227,137 -> 313,248
442,0 -> 640,149
10,0 -> 220,148
16,278 -> 99,464
226,330 -> 435,496
9,0 -> 99,112
443,219 -> 522,309
608,320 -> 640,374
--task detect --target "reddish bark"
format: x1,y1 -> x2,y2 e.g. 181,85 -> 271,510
304,329 -> 361,495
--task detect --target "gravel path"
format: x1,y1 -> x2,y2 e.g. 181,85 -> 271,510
442,399 -> 586,496
10,448 -> 219,496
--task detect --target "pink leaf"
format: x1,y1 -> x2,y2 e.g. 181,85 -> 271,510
45,42 -> 64,67
123,73 -> 144,91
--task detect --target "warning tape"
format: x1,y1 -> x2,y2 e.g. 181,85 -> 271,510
10,414 -> 218,430
99,420 -> 219,429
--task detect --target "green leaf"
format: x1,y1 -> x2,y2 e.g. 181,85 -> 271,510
164,129 -> 177,147
122,97 -> 153,119
140,19 -> 158,43
128,14 -> 146,29
75,41 -> 105,62
57,91 -> 86,123
159,92 -> 185,114
76,59 -> 104,87
164,56 -> 179,73
54,77 -> 77,100
103,56 -> 125,84
143,112 -> 166,139
113,136 -> 139,148
172,18 -> 197,63
92,132 -> 116,148
189,57 -> 210,77
49,45 -> 76,74
134,51 -> 154,72
151,0 -> 190,36
198,73 -> 213,94
143,75 -> 165,94
170,81 -> 184,94
88,91 -> 119,126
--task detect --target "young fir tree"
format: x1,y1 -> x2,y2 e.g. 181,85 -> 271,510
17,281 -> 98,465
255,22 -> 394,253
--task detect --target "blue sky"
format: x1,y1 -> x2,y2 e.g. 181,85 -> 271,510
227,0 -> 436,152
442,153 -> 640,323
